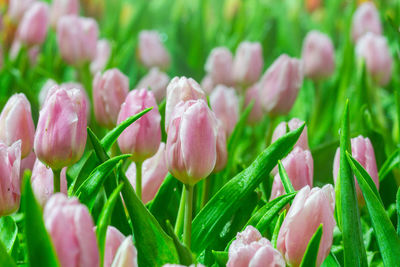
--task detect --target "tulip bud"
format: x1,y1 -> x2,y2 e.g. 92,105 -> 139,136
60,82 -> 91,121
50,0 -> 80,28
44,194 -> 99,267
165,77 -> 206,131
210,85 -> 239,136
271,118 -> 309,150
20,150 -> 36,177
39,79 -> 58,106
277,185 -> 335,266
138,30 -> 170,69
259,54 -> 303,115
244,84 -> 264,124
270,147 -> 313,200
17,2 -> 49,47
111,236 -> 138,267
200,75 -> 215,95
126,143 -> 168,203
93,68 -> 130,128
0,93 -> 35,158
104,226 -> 125,267
351,2 -> 382,42
137,68 -> 170,103
57,15 -> 99,65
301,30 -> 335,80
205,47 -> 234,86
34,87 -> 87,170
214,122 -> 228,172
117,89 -> 161,163
228,226 -> 285,267
90,39 -> 111,74
233,41 -> 263,86
8,0 -> 35,22
31,159 -> 67,206
355,32 -> 392,86
0,141 -> 21,216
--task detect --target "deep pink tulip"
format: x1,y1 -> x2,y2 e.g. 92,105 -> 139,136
205,47 -> 234,86
110,236 -> 138,267
93,68 -> 130,129
244,84 -> 264,124
0,93 -> 35,158
351,2 -> 382,42
117,89 -> 161,163
138,30 -> 170,69
200,75 -> 215,95
8,0 -> 35,22
20,150 -> 36,177
90,39 -> 111,75
137,68 -> 170,103
50,0 -> 79,28
277,185 -> 335,267
214,122 -> 228,172
17,2 -> 49,46
44,194 -> 99,267
233,41 -> 264,86
166,100 -> 217,185
103,226 -> 125,267
271,118 -> 309,150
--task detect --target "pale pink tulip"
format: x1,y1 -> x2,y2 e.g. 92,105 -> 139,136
111,236 -> 138,267
17,2 -> 49,46
50,0 -> 79,28
271,118 -> 309,150
214,121 -> 228,172
104,226 -> 125,267
137,68 -> 170,103
8,0 -> 35,22
200,75 -> 215,95
205,47 -> 234,86
244,84 -> 264,124
90,39 -> 111,74
233,41 -> 263,86
351,2 -> 382,42
20,150 -> 36,177
138,30 -> 170,69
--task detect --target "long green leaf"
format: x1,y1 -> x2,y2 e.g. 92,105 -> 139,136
321,253 -> 341,267
397,187 -> 400,237
299,224 -> 323,267
271,210 -> 286,248
0,240 -> 16,267
165,220 -> 193,266
68,151 -> 99,194
212,250 -> 229,267
278,160 -> 295,194
378,147 -> 400,182
0,216 -> 17,253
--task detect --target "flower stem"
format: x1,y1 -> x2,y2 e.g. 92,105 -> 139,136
183,184 -> 193,248
136,161 -> 143,201
175,185 -> 186,236
53,169 -> 61,193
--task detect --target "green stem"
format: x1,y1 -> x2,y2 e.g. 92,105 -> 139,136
265,116 -> 276,146
53,169 -> 61,193
174,185 -> 186,236
136,161 -> 143,201
183,184 -> 193,248
201,177 -> 210,208
309,81 -> 321,134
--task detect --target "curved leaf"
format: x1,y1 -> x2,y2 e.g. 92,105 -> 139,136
0,216 -> 17,253
0,240 -> 16,267
299,224 -> 323,267
271,210 -> 286,248
397,187 -> 400,236
278,160 -> 295,194
378,147 -> 400,182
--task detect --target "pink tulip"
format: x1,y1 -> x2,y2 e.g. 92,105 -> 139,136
351,2 -> 382,42
210,85 -> 239,136
57,15 -> 99,65
0,93 -> 35,158
355,32 -> 392,86
8,0 -> 35,22
44,194 -> 99,267
117,89 -> 161,163
138,30 -> 170,69
244,84 -> 264,124
227,226 -> 285,267
271,118 -> 309,150
200,75 -> 215,95
214,121 -> 228,172
233,41 -> 264,86
126,143 -> 168,203
31,159 -> 67,206
20,150 -> 36,177
93,68 -> 130,129
165,77 -> 206,131
104,226 -> 125,267
50,0 -> 80,28
34,87 -> 87,170
17,2 -> 49,46
60,82 -> 91,121
90,39 -> 111,74
166,100 -> 217,185
39,79 -> 58,106
259,54 -> 303,115
137,68 -> 170,103
110,236 -> 138,267
205,47 -> 234,86
277,185 -> 335,267
0,141 -> 21,216
301,30 -> 335,80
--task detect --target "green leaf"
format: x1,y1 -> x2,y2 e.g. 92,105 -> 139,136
278,160 -> 295,194
192,124 -> 304,254
164,220 -> 193,265
67,151 -> 99,194
397,187 -> 400,236
88,128 -> 109,162
211,250 -> 228,267
299,224 -> 323,267
321,253 -> 341,267
271,210 -> 286,248
346,153 -> 400,265
0,216 -> 17,253
0,240 -> 16,267
378,148 -> 400,182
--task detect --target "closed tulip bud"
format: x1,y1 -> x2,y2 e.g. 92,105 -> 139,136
8,0 -> 35,22
355,33 -> 392,86
166,100 -> 217,185
351,2 -> 382,42
138,30 -> 170,69
200,75 -> 215,95
117,89 -> 161,163
90,39 -> 111,74
93,68 -> 129,129
214,122 -> 228,172
277,185 -> 335,266
244,84 -> 264,124
126,143 -> 168,203
165,77 -> 206,131
301,30 -> 335,80
227,226 -> 285,267
31,159 -> 67,206
60,82 -> 91,121
104,226 -> 125,267
137,68 -> 170,103
233,41 -> 263,86
205,47 -> 234,86
44,194 -> 99,267
20,150 -> 36,177
111,236 -> 138,267
17,2 -> 49,47
0,141 -> 21,216
50,0 -> 80,28
0,93 -> 35,158
39,79 -> 58,106
270,147 -> 313,200
34,87 -> 87,170
210,85 -> 239,136
259,54 -> 303,115
271,118 -> 309,150
57,15 -> 99,65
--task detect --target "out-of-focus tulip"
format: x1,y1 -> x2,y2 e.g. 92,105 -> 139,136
227,225 -> 285,267
138,30 -> 170,69
165,77 -> 206,131
271,118 -> 309,150
90,39 -> 111,74
110,236 -> 138,267
205,47 -> 234,86
233,41 -> 263,86
17,2 -> 49,46
117,89 -> 161,163
210,85 -> 239,136
259,54 -> 303,115
0,93 -> 35,158
20,150 -> 36,177
277,185 -> 335,266
244,84 -> 264,124
0,141 -> 21,216
34,87 -> 87,170
301,30 -> 335,80
104,226 -> 125,267
8,0 -> 35,22
200,75 -> 215,95
57,15 -> 98,65
39,79 -> 58,106
355,32 -> 392,86
50,0 -> 80,28
126,142 -> 168,203
31,159 -> 67,206
270,147 -> 313,200
93,69 -> 129,129
137,68 -> 170,103
44,194 -> 99,267
214,122 -> 228,172
351,2 -> 382,42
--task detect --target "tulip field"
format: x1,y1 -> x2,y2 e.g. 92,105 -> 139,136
1,0 -> 400,266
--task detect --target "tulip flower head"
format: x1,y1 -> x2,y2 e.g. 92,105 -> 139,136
138,30 -> 170,69
271,118 -> 309,150
205,47 -> 234,86
233,41 -> 264,86
137,68 -> 170,103
351,2 -> 382,42
17,2 -> 49,47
